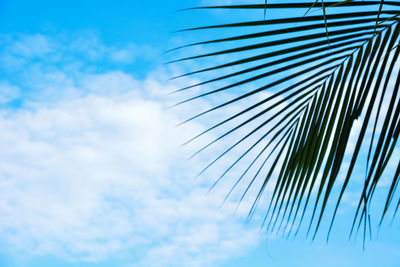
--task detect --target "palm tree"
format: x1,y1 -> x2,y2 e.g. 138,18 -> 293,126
170,0 -> 400,243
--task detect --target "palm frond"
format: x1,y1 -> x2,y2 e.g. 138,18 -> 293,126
171,1 -> 400,242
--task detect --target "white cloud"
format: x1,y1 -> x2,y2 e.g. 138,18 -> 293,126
109,48 -> 136,63
0,32 -> 156,76
0,33 -> 261,266
10,33 -> 55,58
0,82 -> 20,104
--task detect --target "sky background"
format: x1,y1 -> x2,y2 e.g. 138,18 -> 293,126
0,0 -> 399,267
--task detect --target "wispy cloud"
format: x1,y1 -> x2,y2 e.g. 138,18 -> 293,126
0,33 -> 261,266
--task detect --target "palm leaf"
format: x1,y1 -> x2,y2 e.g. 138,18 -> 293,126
170,1 -> 400,242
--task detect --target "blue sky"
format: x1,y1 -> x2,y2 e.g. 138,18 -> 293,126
0,0 -> 399,267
